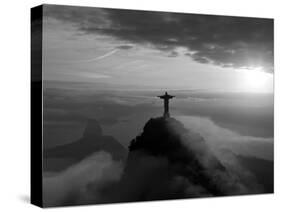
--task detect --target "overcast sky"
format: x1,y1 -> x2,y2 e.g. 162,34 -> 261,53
43,5 -> 274,93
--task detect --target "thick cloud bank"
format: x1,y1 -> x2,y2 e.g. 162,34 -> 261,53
43,151 -> 123,207
45,5 -> 273,72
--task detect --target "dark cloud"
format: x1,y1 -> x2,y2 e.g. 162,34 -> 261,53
44,4 -> 109,29
191,55 -> 210,64
167,51 -> 179,57
45,5 -> 274,72
116,44 -> 134,50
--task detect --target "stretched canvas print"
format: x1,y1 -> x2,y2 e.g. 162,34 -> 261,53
31,4 -> 274,208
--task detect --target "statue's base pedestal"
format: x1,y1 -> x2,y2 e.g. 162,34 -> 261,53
163,112 -> 170,118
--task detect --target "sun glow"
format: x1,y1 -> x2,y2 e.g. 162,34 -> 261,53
237,67 -> 273,92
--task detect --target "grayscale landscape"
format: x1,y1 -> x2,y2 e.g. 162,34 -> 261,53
40,5 -> 273,207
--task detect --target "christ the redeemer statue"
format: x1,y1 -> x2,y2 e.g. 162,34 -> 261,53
158,92 -> 175,118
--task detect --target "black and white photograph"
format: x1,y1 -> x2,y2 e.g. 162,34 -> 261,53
32,4 -> 274,207
3,1 -> 281,211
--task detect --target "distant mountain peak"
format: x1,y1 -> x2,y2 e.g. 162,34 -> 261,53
44,119 -> 127,172
83,119 -> 103,138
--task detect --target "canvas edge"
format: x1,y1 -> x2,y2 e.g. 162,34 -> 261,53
30,4 -> 43,208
